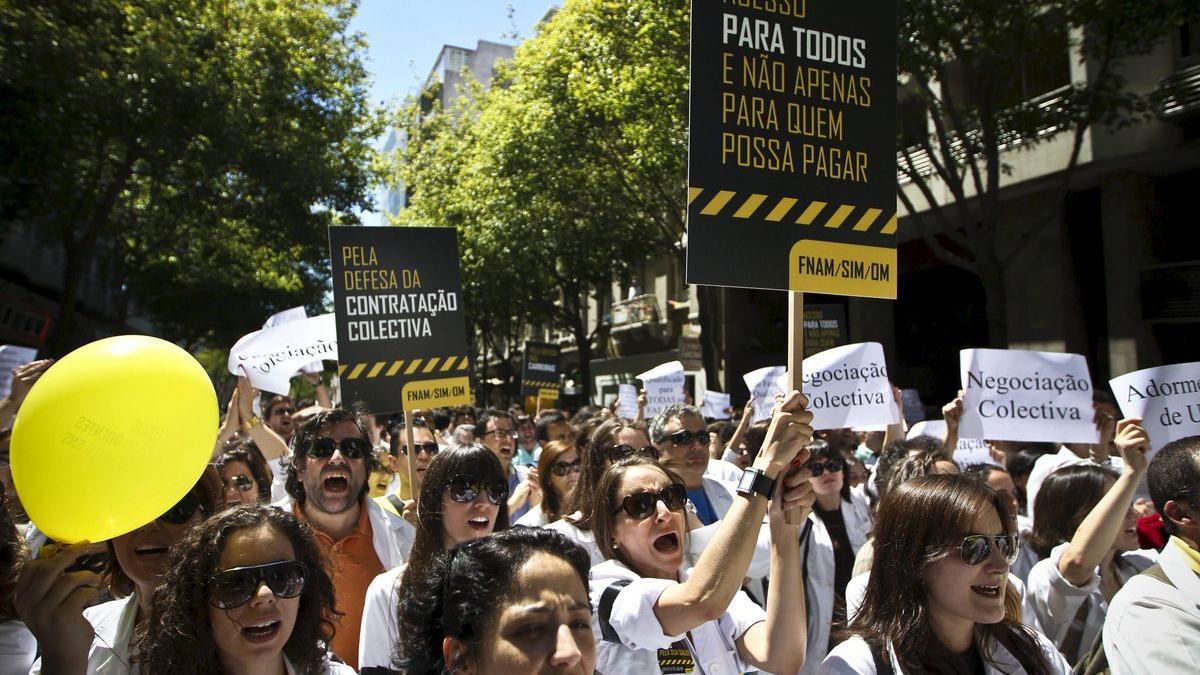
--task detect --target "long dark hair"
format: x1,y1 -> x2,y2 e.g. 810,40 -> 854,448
104,464 -> 223,597
135,504 -> 338,674
0,482 -> 26,621
853,474 -> 1053,674
567,417 -> 649,531
591,456 -> 685,572
404,443 -> 510,587
395,527 -> 591,674
216,437 -> 274,502
1027,464 -> 1118,558
536,439 -> 577,523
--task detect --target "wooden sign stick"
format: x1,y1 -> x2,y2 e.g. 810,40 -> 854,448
404,410 -> 419,506
786,291 -> 805,526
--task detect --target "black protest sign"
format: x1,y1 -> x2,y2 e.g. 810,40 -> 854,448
686,1 -> 897,299
803,303 -> 848,358
329,226 -> 471,414
521,341 -> 561,398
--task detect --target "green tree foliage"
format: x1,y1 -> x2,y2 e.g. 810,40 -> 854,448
0,0 -> 379,353
897,0 -> 1200,347
391,0 -> 690,402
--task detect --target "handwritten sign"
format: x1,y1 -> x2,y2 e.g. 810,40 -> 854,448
263,307 -> 323,375
701,390 -> 732,420
617,383 -> 639,419
228,315 -> 337,395
638,361 -> 686,419
329,226 -> 471,413
744,365 -> 787,422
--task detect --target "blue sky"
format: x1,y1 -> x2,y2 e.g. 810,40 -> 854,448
349,0 -> 556,108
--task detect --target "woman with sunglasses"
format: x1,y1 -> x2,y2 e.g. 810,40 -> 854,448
822,474 -> 1069,674
546,417 -> 654,564
797,440 -> 874,673
136,504 -> 351,674
517,440 -> 581,526
590,391 -> 815,675
358,443 -> 509,673
1023,419 -> 1155,666
17,466 -> 221,674
217,439 -> 274,506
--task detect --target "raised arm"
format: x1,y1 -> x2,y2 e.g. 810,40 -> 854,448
883,384 -> 907,450
940,390 -> 964,457
721,397 -> 756,459
1057,418 -> 1149,585
654,391 -> 813,636
236,375 -> 289,461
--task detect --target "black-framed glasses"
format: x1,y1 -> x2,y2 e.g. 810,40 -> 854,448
159,491 -> 204,525
806,457 -> 845,477
209,560 -> 307,609
223,475 -> 255,493
608,444 -> 658,463
483,429 -> 518,441
400,441 -> 440,456
446,475 -> 509,505
307,437 -> 370,460
958,534 -> 1020,566
613,483 -> 688,520
665,429 -> 710,446
550,460 -> 582,476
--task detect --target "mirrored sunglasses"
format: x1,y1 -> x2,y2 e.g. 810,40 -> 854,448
446,475 -> 508,505
959,533 -> 1020,566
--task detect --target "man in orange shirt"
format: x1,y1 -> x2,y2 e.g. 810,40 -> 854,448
275,409 -> 414,668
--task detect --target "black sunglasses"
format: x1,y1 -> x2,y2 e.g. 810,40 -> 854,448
806,457 -> 845,477
306,437 -> 371,460
613,483 -> 688,520
959,534 -> 1020,566
608,444 -> 658,462
209,560 -> 307,609
665,429 -> 710,446
223,475 -> 255,493
446,475 -> 509,505
159,491 -> 205,525
399,441 -> 440,457
271,407 -> 295,417
550,460 -> 582,476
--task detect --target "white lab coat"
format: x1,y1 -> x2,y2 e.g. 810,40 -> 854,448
799,486 -> 873,675
0,620 -> 34,675
30,594 -> 138,674
271,494 -> 414,569
545,513 -> 605,566
819,632 -> 1071,674
1023,541 -> 1156,664
1103,537 -> 1200,674
515,504 -> 550,527
358,564 -> 406,671
706,458 -> 743,483
590,559 -> 765,675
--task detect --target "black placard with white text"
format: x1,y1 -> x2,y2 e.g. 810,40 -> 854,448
521,341 -> 561,398
329,226 -> 471,413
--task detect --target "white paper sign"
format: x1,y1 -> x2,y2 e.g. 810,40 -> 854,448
701,390 -> 731,420
744,366 -> 786,422
263,307 -> 323,375
793,342 -> 899,431
1111,361 -> 1200,455
0,346 -> 37,398
637,361 -> 685,419
958,348 -> 1098,444
617,383 -> 639,419
228,313 -> 338,395
906,420 -> 998,467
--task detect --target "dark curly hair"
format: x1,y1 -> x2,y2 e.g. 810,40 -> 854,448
104,464 -> 223,598
0,481 -> 27,621
395,527 -> 590,674
284,408 -> 377,505
216,438 -> 274,503
135,504 -> 338,674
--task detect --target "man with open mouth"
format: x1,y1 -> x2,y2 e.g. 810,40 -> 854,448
475,408 -> 539,521
274,408 -> 414,669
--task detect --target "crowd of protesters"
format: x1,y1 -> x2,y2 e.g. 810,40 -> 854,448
0,359 -> 1197,675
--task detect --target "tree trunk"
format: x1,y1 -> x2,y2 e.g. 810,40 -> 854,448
47,244 -> 88,357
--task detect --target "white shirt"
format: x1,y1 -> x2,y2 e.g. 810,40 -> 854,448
819,631 -> 1071,674
284,654 -> 357,675
705,458 -> 742,483
1104,537 -> 1200,674
799,486 -> 873,675
0,620 -> 35,675
590,559 -> 764,675
30,594 -> 140,674
359,564 -> 406,671
268,455 -> 291,503
545,513 -> 604,566
1024,541 -> 1157,663
515,504 -> 550,527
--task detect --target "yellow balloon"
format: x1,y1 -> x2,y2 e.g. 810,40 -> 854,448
11,335 -> 217,543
